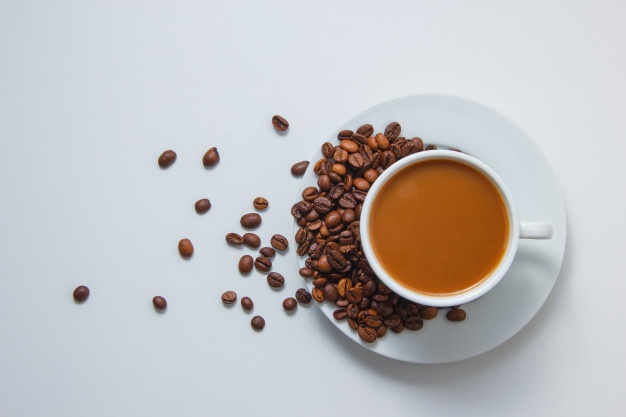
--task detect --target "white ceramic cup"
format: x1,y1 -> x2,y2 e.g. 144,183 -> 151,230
360,150 -> 553,307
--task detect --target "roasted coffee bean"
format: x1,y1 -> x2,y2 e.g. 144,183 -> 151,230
356,124 -> 374,138
314,158 -> 331,175
178,238 -> 194,258
362,168 -> 379,184
380,150 -> 396,168
322,142 -> 335,158
324,210 -> 342,228
302,186 -> 318,202
376,302 -> 394,317
333,309 -> 348,320
295,288 -> 312,304
341,209 -> 356,224
367,136 -> 379,151
446,308 -> 467,322
338,193 -> 357,209
311,287 -> 324,302
351,133 -> 368,144
221,291 -> 237,304
152,296 -> 167,310
291,160 -> 309,177
259,246 -> 276,257
202,147 -> 220,167
376,326 -> 388,338
346,287 -> 363,304
272,115 -> 289,131
238,255 -> 254,274
73,285 -> 90,302
283,297 -> 298,311
296,242 -> 310,256
157,150 -> 176,168
317,174 -> 331,190
225,232 -> 244,245
304,209 -> 320,222
390,323 -> 404,333
337,129 -> 354,140
358,326 -> 377,343
331,163 -> 346,176
353,177 -> 370,191
195,198 -> 211,214
291,203 -> 303,219
340,139 -> 360,153
335,299 -> 350,308
333,148 -> 349,163
240,213 -> 262,229
409,137 -> 424,153
267,272 -> 285,288
299,267 -> 313,278
296,201 -> 312,215
329,183 -> 345,200
253,197 -> 269,210
374,133 -> 390,150
384,314 -> 402,328
295,228 -> 308,245
251,315 -> 266,330
323,283 -> 339,303
353,189 -> 367,203
254,256 -> 272,272
425,144 -> 438,151
403,316 -> 424,331
270,234 -> 289,250
312,196 -> 333,214
384,122 -> 401,140
420,306 -> 438,320
241,296 -> 254,311
347,152 -> 364,170
364,314 -> 383,328
242,233 -> 261,248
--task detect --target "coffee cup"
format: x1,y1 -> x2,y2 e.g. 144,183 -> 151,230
360,150 -> 553,307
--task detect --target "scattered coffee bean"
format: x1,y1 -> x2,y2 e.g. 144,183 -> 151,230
241,296 -> 254,311
253,197 -> 269,210
251,315 -> 266,330
202,147 -> 220,167
221,291 -> 237,304
298,267 -> 313,278
158,150 -> 177,168
242,233 -> 261,248
270,234 -> 288,251
358,326 -> 377,343
446,308 -> 467,322
152,296 -> 167,310
333,309 -> 348,320
195,198 -> 211,214
283,297 -> 297,311
259,246 -> 276,258
291,161 -> 309,177
238,255 -> 254,274
420,306 -> 438,320
267,272 -> 285,288
225,232 -> 244,245
272,115 -> 289,131
240,213 -> 262,229
73,285 -> 90,302
254,256 -> 272,272
384,122 -> 401,140
295,288 -> 312,304
178,238 -> 194,258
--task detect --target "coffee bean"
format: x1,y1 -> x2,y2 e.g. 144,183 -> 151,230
259,246 -> 276,257
225,232 -> 244,245
254,256 -> 272,272
403,316 -> 424,331
195,198 -> 211,214
158,150 -> 177,168
446,308 -> 467,322
425,144 -> 438,151
347,152 -> 364,170
267,272 -> 285,288
323,283 -> 339,303
178,238 -> 194,258
251,315 -> 266,330
351,133 -> 368,145
358,326 -> 377,343
375,133 -> 390,150
152,296 -> 167,310
73,285 -> 90,302
356,124 -> 374,138
333,309 -> 348,320
270,234 -> 289,251
340,139 -> 360,153
420,306 -> 438,320
312,287 -> 324,302
291,161 -> 310,177
312,196 -> 332,214
298,267 -> 313,278
238,255 -> 254,274
253,197 -> 269,210
202,147 -> 220,167
221,291 -> 237,304
272,115 -> 289,131
384,122 -> 401,140
302,186 -> 318,202
243,233 -> 261,248
321,142 -> 335,158
295,288 -> 312,304
240,213 -> 262,229
241,296 -> 254,311
283,297 -> 297,311
337,129 -> 354,141
353,177 -> 370,191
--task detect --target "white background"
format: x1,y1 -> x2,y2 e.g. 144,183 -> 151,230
1,1 -> 625,416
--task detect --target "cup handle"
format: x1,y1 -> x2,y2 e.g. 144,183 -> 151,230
520,221 -> 553,239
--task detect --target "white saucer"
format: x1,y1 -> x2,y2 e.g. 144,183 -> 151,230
295,94 -> 567,364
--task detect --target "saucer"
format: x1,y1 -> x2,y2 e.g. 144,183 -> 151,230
295,94 -> 566,363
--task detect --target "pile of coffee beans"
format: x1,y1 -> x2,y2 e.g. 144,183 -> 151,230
291,121 -> 466,343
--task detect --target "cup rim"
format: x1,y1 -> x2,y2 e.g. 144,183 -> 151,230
359,150 -> 520,307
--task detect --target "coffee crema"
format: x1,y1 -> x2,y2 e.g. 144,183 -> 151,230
368,158 -> 509,296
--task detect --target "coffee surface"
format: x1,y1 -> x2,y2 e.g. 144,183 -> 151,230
369,158 -> 509,296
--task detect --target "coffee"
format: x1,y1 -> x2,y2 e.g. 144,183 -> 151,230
368,158 -> 509,296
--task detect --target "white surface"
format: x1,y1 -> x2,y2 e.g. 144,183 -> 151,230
1,1 -> 625,416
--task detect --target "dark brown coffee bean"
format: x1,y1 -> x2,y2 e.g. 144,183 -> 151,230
302,186 -> 318,202
178,238 -> 194,258
221,291 -> 237,304
347,152 -> 364,170
425,144 -> 438,151
353,177 -> 370,191
152,296 -> 167,310
254,256 -> 272,272
202,147 -> 220,167
241,296 -> 253,311
317,174 -> 331,190
338,193 -> 357,209
420,306 -> 438,320
446,308 -> 467,322
194,198 -> 211,214
333,309 -> 348,320
291,161 -> 309,177
337,129 -> 354,140
346,287 -> 363,304
259,246 -> 276,257
311,287 -> 324,302
238,255 -> 254,274
314,157 -> 331,175
251,315 -> 266,330
312,196 -> 333,214
384,314 -> 402,328
253,197 -> 269,210
242,233 -> 261,248
296,242 -> 310,256
73,285 -> 90,302
270,234 -> 289,251
321,142 -> 335,158
283,297 -> 297,311
323,283 -> 339,303
384,122 -> 401,140
351,133 -> 368,145
409,137 -> 424,153
296,201 -> 312,215
158,150 -> 176,168
267,272 -> 285,288
240,213 -> 262,229
364,314 -> 383,328
272,115 -> 289,131
295,288 -> 312,304
358,326 -> 377,343
356,124 -> 374,138
362,168 -> 379,184
340,139 -> 360,153
404,316 -> 424,331
225,233 -> 244,245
